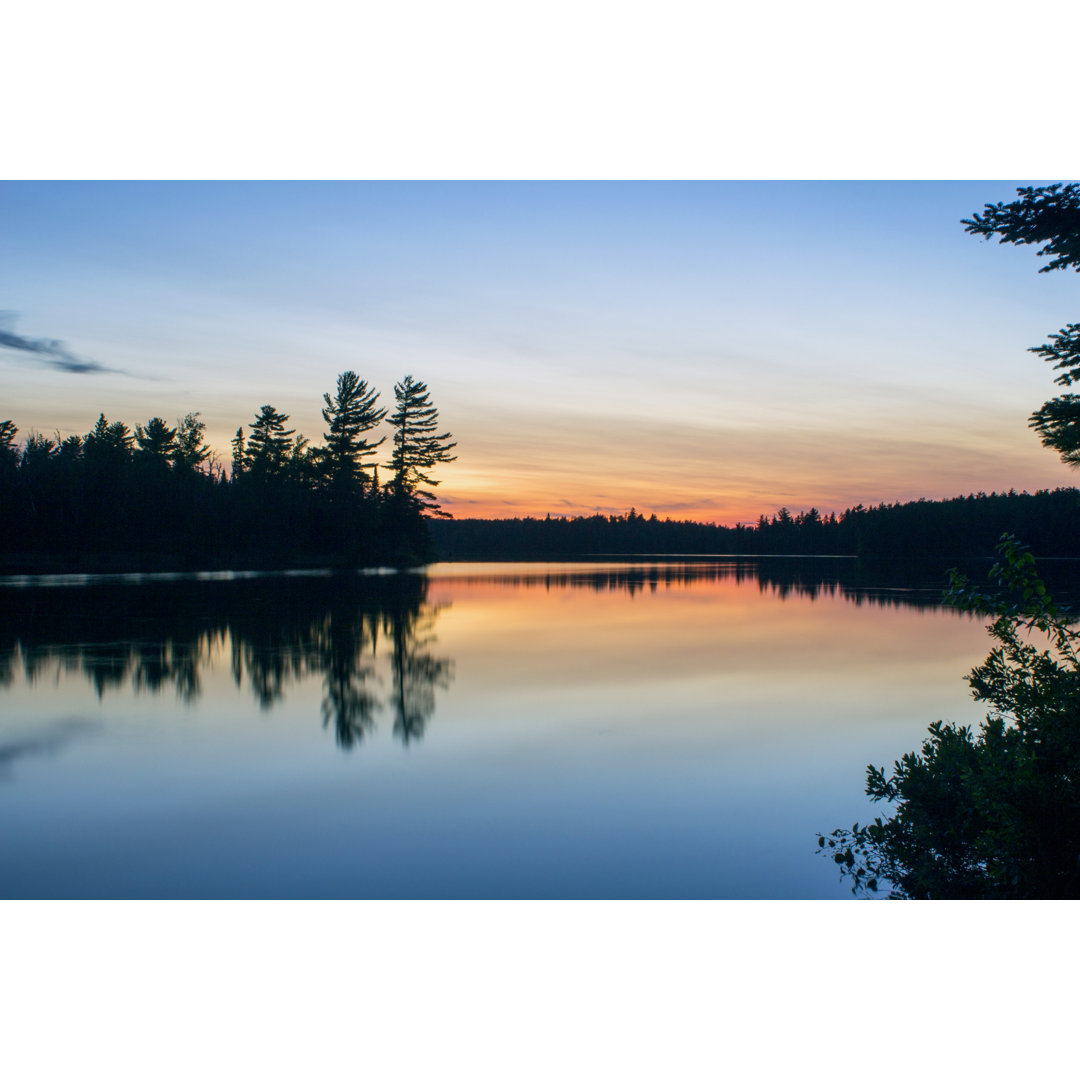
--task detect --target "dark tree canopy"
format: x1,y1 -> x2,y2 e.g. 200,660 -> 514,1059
0,371 -> 456,571
387,375 -> 457,515
0,419 -> 18,468
821,538 -> 1080,898
962,183 -> 1080,273
320,370 -> 386,494
1029,393 -> 1080,467
174,412 -> 212,473
230,426 -> 245,480
965,184 -> 1080,468
1030,324 -> 1080,387
244,404 -> 295,479
135,417 -> 178,459
84,412 -> 133,463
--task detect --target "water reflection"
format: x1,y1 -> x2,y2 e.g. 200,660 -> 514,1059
389,601 -> 453,745
0,719 -> 100,777
1,574 -> 454,750
0,558 -> 1020,897
430,557 -> 953,604
1,557 -> 1056,756
433,555 -> 1080,607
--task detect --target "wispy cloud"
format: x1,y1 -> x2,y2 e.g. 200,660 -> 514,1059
0,313 -> 117,374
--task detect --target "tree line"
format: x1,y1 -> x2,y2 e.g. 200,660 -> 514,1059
0,372 -> 456,570
430,487 -> 1080,560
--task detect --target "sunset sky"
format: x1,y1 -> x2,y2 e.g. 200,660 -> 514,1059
2,180 -> 1076,523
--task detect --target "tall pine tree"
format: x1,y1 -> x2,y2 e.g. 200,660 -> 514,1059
320,371 -> 386,494
230,427 -> 245,482
387,376 -> 457,516
244,405 -> 295,479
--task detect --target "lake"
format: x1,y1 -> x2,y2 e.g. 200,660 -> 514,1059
0,558 -> 1001,898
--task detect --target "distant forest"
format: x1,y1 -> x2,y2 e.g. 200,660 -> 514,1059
430,489 -> 1080,561
0,372 -> 457,570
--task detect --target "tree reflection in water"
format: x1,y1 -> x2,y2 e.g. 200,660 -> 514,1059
0,572 -> 453,751
320,605 -> 382,749
388,601 -> 453,745
4,557 -> 1044,753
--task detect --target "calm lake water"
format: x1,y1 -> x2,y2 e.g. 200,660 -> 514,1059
1,558 -> 1002,898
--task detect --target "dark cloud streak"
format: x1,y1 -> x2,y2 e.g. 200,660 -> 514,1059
0,313 -> 118,374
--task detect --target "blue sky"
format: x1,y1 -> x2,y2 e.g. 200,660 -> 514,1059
2,180 -> 1076,520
